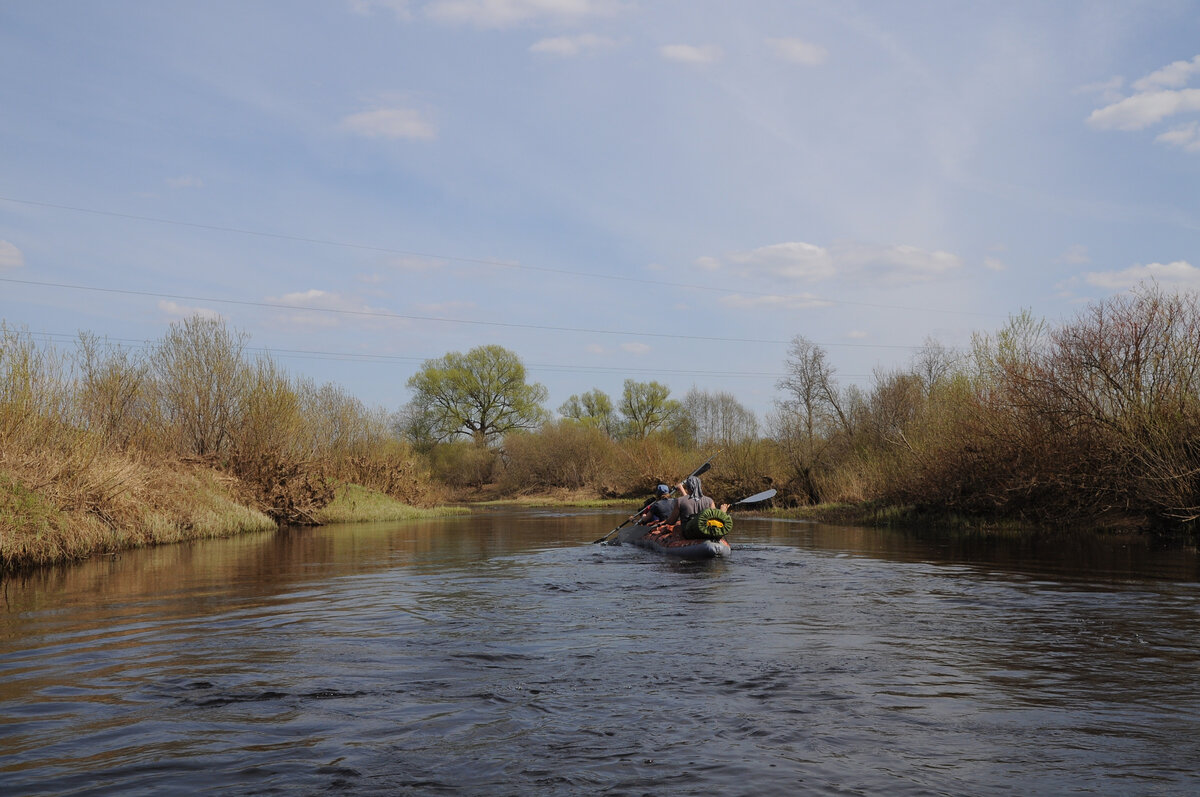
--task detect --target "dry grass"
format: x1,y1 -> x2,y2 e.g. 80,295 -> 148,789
0,459 -> 275,572
1,319 -> 449,569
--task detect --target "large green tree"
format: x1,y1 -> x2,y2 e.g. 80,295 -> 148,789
559,388 -> 618,437
406,345 -> 548,445
619,379 -> 680,439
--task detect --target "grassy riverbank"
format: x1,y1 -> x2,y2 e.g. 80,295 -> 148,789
0,463 -> 277,572
0,465 -> 466,573
315,484 -> 469,524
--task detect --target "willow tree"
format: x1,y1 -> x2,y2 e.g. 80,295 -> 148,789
619,379 -> 680,439
559,388 -> 618,438
406,345 -> 548,446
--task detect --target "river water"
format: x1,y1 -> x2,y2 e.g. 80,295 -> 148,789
3,509 -> 1200,795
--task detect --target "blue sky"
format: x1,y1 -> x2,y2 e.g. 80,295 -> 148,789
2,1 -> 1198,420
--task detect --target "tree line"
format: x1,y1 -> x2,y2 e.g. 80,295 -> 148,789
5,281 -> 1200,531
395,283 -> 1200,530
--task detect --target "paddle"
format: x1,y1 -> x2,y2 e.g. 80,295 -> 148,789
591,454 -> 719,544
727,488 -> 777,508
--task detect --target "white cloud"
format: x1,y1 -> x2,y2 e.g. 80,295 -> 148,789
278,289 -> 335,304
620,342 -> 651,354
728,241 -> 835,281
1156,122 -> 1200,153
832,243 -> 962,283
349,0 -> 412,20
530,33 -> 618,56
719,293 -> 832,311
586,343 -> 606,355
694,256 -> 721,272
1086,55 -> 1200,151
1087,88 -> 1200,131
341,107 -> 436,140
712,240 -> 961,286
1084,260 -> 1200,290
1058,244 -> 1091,265
846,329 -> 868,340
660,44 -> 722,65
0,240 -> 24,268
984,257 -> 1006,272
264,289 -> 398,328
425,0 -> 617,27
1076,76 -> 1125,105
158,300 -> 222,320
766,37 -> 827,66
1132,54 -> 1200,92
167,175 -> 204,189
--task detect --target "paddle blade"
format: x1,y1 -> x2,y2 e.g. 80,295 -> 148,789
733,488 -> 777,506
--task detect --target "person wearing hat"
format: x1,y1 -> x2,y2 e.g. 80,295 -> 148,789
664,475 -> 728,528
637,483 -> 677,526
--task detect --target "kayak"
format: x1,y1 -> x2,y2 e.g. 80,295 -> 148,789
615,522 -> 731,560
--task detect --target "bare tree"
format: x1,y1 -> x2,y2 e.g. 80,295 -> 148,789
150,315 -> 248,458
682,388 -> 758,446
773,335 -> 850,503
777,335 -> 849,438
911,335 -> 960,395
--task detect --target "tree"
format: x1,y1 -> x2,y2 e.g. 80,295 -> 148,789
406,345 -> 548,445
559,388 -> 618,437
777,335 -> 849,439
150,315 -> 248,458
682,388 -> 758,446
911,335 -> 960,395
773,335 -> 849,503
619,379 -> 680,439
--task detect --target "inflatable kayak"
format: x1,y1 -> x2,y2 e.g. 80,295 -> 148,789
615,523 -> 731,560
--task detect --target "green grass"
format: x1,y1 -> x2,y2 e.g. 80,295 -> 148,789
316,484 -> 470,524
0,471 -> 81,570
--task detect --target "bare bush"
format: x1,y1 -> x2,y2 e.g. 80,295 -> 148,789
428,441 -> 498,489
501,421 -> 615,492
74,332 -> 150,450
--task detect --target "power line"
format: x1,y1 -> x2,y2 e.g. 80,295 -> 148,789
20,328 -> 876,381
2,276 -> 928,350
0,194 -> 1005,319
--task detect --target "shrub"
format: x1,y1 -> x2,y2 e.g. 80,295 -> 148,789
501,420 -> 615,492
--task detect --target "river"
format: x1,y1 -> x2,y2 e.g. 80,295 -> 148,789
2,508 -> 1200,795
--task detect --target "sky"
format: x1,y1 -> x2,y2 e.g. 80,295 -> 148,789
2,0 -> 1198,421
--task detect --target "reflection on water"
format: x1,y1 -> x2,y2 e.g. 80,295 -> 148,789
3,510 -> 1200,795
